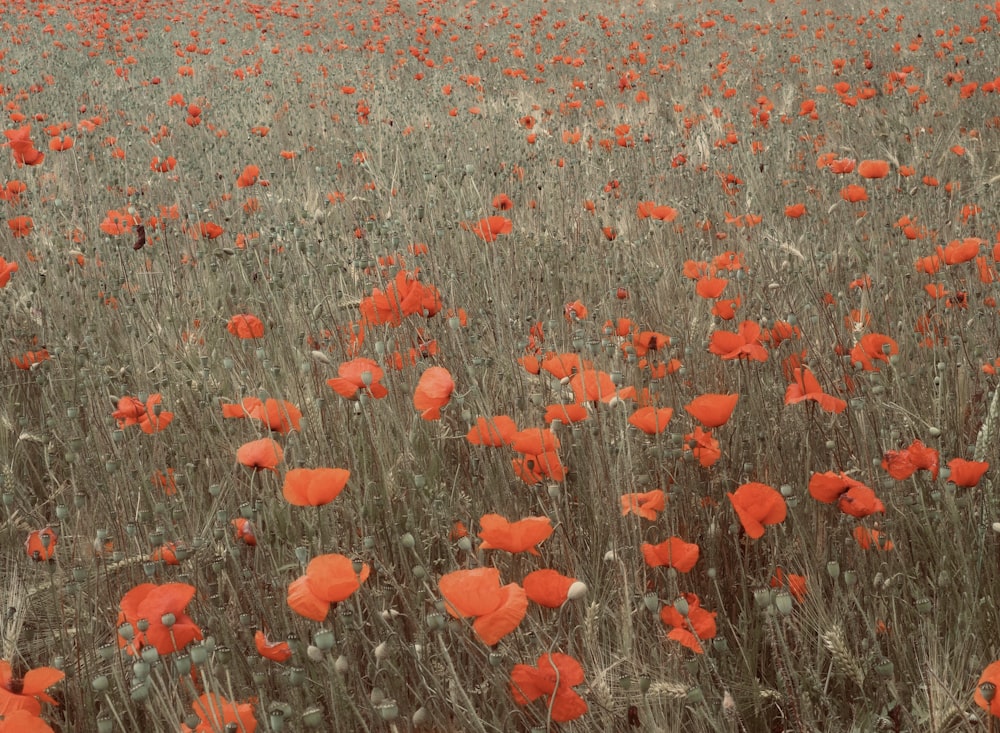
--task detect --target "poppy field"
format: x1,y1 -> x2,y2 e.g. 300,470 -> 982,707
2,0 -> 1000,730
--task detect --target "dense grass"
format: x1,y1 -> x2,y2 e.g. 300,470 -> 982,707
1,0 -> 999,730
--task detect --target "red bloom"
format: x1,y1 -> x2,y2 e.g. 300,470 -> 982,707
327,357 -> 388,399
227,313 -> 265,339
117,583 -> 203,655
808,471 -> 885,518
236,438 -> 284,472
180,693 -> 257,733
881,439 -> 939,480
254,631 -> 292,663
510,653 -> 588,722
221,397 -> 302,433
25,527 -> 57,561
947,457 -> 989,488
641,537 -> 699,572
439,568 -> 527,645
784,366 -> 847,413
727,482 -> 787,539
628,406 -> 674,435
522,569 -> 582,608
287,554 -> 370,621
282,467 -> 350,506
413,366 -> 454,420
659,593 -> 717,653
709,320 -> 768,361
466,415 -> 518,446
462,215 -> 513,242
0,660 -> 63,717
684,393 -> 738,427
112,394 -> 174,433
621,489 -> 667,520
479,514 -> 553,555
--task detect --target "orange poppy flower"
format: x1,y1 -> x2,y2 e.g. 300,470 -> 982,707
180,693 -> 258,733
770,568 -> 807,603
413,366 -> 454,420
709,320 -> 768,361
695,276 -> 728,299
522,569 -> 583,608
461,215 -> 513,242
563,299 -> 588,321
282,467 -> 349,506
221,397 -> 302,433
784,203 -> 806,218
151,542 -> 181,566
543,403 -> 589,425
840,184 -> 868,203
466,415 -> 518,446
784,366 -> 847,413
685,426 -> 721,467
976,661 -> 1000,718
510,427 -> 560,456
227,313 -> 265,339
478,514 -> 553,555
641,537 -> 699,572
881,439 -> 939,480
636,201 -> 678,221
236,164 -> 260,188
117,583 -> 203,655
254,630 -> 292,663
0,257 -> 18,288
492,193 -> 514,210
853,526 -> 894,551
99,208 -> 139,236
510,653 -> 588,722
511,451 -> 566,484
25,527 -> 57,561
857,159 -> 890,179
941,237 -> 982,265
621,489 -> 667,520
0,709 -> 56,732
287,554 -> 370,621
7,216 -> 32,238
112,394 -> 174,433
660,593 -> 717,653
540,352 -> 590,379
327,357 -> 389,400
236,438 -> 284,472
231,517 -> 257,546
684,393 -> 739,427
633,331 -> 670,357
808,471 -> 885,518
438,567 -> 527,645
0,659 -> 64,717
946,458 -> 989,488
850,333 -> 898,371
727,482 -> 787,539
10,349 -> 49,370
628,406 -> 674,435
569,369 -> 635,404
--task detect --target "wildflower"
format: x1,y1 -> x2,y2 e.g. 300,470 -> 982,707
326,357 -> 388,399
479,514 -> 553,555
660,593 -> 717,653
254,631 -> 292,663
709,321 -> 768,361
628,406 -> 674,435
685,393 -> 739,427
466,415 -> 518,446
287,554 -> 370,621
227,313 -> 265,339
620,489 -> 666,520
236,438 -> 284,472
784,366 -> 847,413
180,693 -> 257,733
641,537 -> 699,572
808,471 -> 885,518
947,458 -> 989,488
221,397 -> 302,434
522,569 -> 583,608
413,366 -> 454,420
728,482 -> 787,538
117,583 -> 203,655
439,568 -> 527,645
25,528 -> 57,561
282,467 -> 350,506
510,653 -> 588,722
0,660 -> 63,716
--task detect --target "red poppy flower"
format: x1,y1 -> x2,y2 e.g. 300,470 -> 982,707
236,438 -> 284,472
0,660 -> 63,717
236,164 -> 260,188
478,514 -> 553,555
728,482 -> 787,538
659,593 -> 717,653
881,439 -> 939,480
112,394 -> 174,433
770,568 -> 807,603
540,352 -> 590,380
685,426 -> 721,467
947,458 -> 989,488
461,215 -> 512,242
492,193 -> 514,210
850,333 -> 898,372
413,366 -> 454,420
466,415 -> 518,446
621,489 -> 666,520
840,184 -> 868,203
117,583 -> 203,655
543,403 -> 589,425
569,369 -> 635,404
438,568 -> 528,645
7,216 -> 32,238
231,517 -> 257,546
254,631 -> 292,663
282,467 -> 349,506
563,299 -> 588,321
510,653 -> 588,722
808,471 -> 885,518
221,397 -> 302,434
151,542 -> 180,566
636,201 -> 678,221
784,366 -> 847,413
709,321 -> 768,361
784,203 -> 806,218
287,554 -> 370,621
180,693 -> 257,733
326,357 -> 388,399
10,349 -> 47,370
25,527 -> 57,561
684,393 -> 738,428
511,451 -> 566,484
641,537 -> 700,572
628,406 -> 674,435
522,569 -> 583,608
510,427 -> 560,456
976,660 -> 1000,718
852,526 -> 894,551
0,709 -> 56,733
227,313 -> 265,339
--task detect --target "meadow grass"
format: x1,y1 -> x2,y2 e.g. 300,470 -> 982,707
1,0 -> 999,730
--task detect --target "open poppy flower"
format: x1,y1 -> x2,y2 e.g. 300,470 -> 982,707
636,201 -> 678,221
180,693 -> 257,733
439,568 -> 528,645
466,415 -> 518,446
709,321 -> 768,361
117,583 -> 203,655
112,394 -> 174,433
287,554 -> 370,621
254,630 -> 292,663
628,406 -> 673,435
231,517 -> 257,546
10,349 -> 49,370
25,527 -> 57,561
853,526 -> 894,551
0,660 -> 64,716
151,542 -> 181,566
641,537 -> 699,572
236,438 -> 284,472
975,661 -> 1000,718
222,397 -> 302,434
511,451 -> 566,484
236,164 -> 260,188
685,426 -> 721,467
621,489 -> 666,520
227,313 -> 265,339
808,471 -> 885,518
660,593 -> 717,653
0,709 -> 55,733
946,458 -> 989,488
522,569 -> 584,608
413,366 -> 454,420
7,217 -> 32,238
770,568 -> 807,603
881,439 -> 939,480
684,393 -> 739,427
540,352 -> 591,380
327,357 -> 389,400
728,482 -> 787,538
282,467 -> 349,506
510,653 -> 588,722
461,215 -> 512,242
569,369 -> 635,404
478,514 -> 553,555
543,403 -> 589,425
784,366 -> 847,413
857,159 -> 890,179
510,427 -> 560,456
850,333 -> 898,371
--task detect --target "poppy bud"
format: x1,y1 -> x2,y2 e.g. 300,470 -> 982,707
302,707 -> 324,727
314,629 -> 335,650
826,561 -> 840,579
92,675 -> 110,692
673,596 -> 689,616
843,571 -> 857,588
334,655 -> 349,675
567,581 -> 588,600
412,707 -> 428,726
